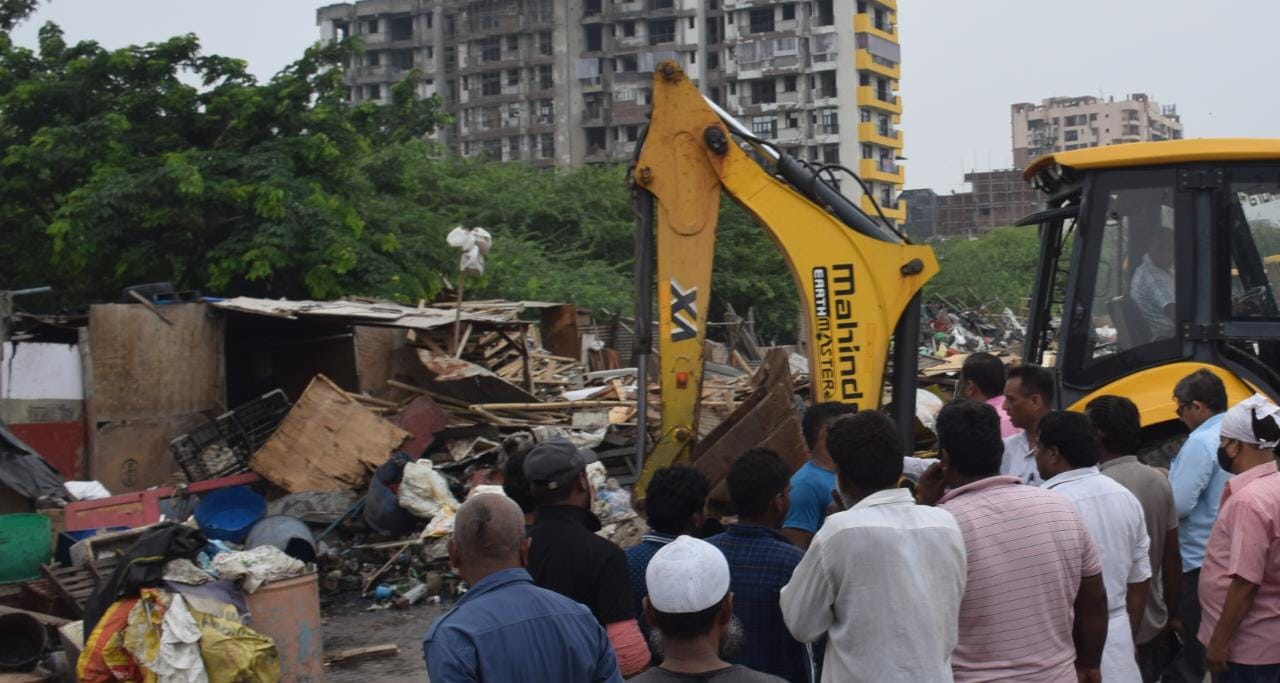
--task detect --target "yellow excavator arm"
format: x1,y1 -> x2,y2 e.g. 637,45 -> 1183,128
631,63 -> 938,496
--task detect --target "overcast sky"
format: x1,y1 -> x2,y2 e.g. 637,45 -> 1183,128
12,0 -> 1280,194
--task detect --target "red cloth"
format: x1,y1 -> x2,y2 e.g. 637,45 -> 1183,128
606,619 -> 651,676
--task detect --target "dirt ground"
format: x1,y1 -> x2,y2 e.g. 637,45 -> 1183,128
322,591 -> 450,682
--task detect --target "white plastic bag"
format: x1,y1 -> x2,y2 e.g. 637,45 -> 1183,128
398,459 -> 460,519
446,226 -> 493,277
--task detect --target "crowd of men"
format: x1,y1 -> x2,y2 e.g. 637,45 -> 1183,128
421,354 -> 1280,683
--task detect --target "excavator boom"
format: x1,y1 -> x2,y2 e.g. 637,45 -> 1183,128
631,63 -> 938,495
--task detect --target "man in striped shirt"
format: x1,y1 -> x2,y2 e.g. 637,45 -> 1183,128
918,400 -> 1109,682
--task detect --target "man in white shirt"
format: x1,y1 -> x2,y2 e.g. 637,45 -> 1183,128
1000,364 -> 1054,485
780,411 -> 967,682
1036,410 -> 1151,683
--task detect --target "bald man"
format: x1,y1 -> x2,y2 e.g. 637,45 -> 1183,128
423,494 -> 623,682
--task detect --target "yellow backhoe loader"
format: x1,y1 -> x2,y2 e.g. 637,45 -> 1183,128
630,63 -> 1280,494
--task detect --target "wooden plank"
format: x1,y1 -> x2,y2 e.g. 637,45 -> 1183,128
90,414 -> 205,493
540,304 -> 580,360
353,326 -> 404,396
325,644 -> 400,665
86,303 -> 224,421
249,375 -> 409,493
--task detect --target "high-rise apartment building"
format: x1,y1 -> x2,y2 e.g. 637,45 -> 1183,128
1011,93 -> 1183,168
317,0 -> 904,221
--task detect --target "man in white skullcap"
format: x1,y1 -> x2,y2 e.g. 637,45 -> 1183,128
631,536 -> 784,682
1198,393 -> 1280,680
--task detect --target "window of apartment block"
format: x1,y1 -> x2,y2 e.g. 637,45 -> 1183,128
366,84 -> 381,100
709,86 -> 721,104
785,112 -> 799,128
538,31 -> 553,56
873,7 -> 888,31
706,19 -> 719,43
445,46 -> 456,69
652,0 -> 674,8
751,78 -> 776,104
538,133 -> 554,158
1064,129 -> 1079,142
649,19 -> 676,46
390,16 -> 413,40
537,99 -> 554,122
821,109 -> 838,133
782,3 -> 796,20
728,81 -> 736,95
507,68 -> 520,86
749,8 -> 775,33
334,21 -> 350,41
586,127 -> 607,154
783,75 -> 797,92
877,113 -> 890,135
823,144 -> 839,164
818,71 -> 837,97
862,144 -> 873,159
751,116 -> 776,138
426,46 -> 434,58
585,25 -> 604,51
391,49 -> 414,69
483,106 -> 501,129
533,0 -> 553,22
445,15 -> 455,37
618,55 -> 638,72
366,19 -> 379,34
507,35 -> 519,52
508,137 -> 521,160
481,71 -> 501,96
860,109 -> 872,123
859,72 -> 870,86
478,36 -> 501,62
585,0 -> 602,15
688,17 -> 695,29
708,51 -> 720,69
623,22 -> 637,37
425,13 -> 433,29
816,0 -> 834,25
626,125 -> 639,142
857,1 -> 867,13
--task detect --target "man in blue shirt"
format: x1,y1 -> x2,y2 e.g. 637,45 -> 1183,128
423,493 -> 622,683
625,466 -> 710,644
1167,369 -> 1232,683
709,448 -> 812,682
782,402 -> 853,549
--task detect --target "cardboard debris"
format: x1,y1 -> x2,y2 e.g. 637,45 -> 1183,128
417,348 -> 541,405
249,375 -> 409,493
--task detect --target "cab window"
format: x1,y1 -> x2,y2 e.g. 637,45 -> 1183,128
1064,169 -> 1185,388
1223,174 -> 1280,320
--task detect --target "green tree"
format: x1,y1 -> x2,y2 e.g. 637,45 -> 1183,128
923,226 -> 1042,313
0,5 -> 447,305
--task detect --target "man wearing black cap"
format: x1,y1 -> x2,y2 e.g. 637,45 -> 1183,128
525,437 -> 651,677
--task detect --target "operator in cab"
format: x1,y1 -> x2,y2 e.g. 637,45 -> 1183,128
1129,228 -> 1176,339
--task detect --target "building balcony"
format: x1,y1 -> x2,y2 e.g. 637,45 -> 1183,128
861,194 -> 906,222
855,49 -> 899,79
854,14 -> 899,44
859,158 -> 904,184
858,122 -> 904,150
856,86 -> 902,114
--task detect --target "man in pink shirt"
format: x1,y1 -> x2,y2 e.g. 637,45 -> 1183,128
918,400 -> 1108,682
958,352 -> 1019,438
1199,394 -> 1280,680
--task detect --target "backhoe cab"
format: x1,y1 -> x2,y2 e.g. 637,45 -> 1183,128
1022,140 -> 1280,441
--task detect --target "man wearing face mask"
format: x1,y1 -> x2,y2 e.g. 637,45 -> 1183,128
525,437 -> 651,677
1198,394 -> 1280,681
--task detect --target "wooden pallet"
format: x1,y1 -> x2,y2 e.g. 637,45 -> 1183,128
40,559 -> 116,617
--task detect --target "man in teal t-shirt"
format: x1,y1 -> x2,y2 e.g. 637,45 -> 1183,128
782,402 -> 853,549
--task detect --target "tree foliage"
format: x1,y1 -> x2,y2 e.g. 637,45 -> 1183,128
922,226 -> 1042,312
0,7 -> 447,305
